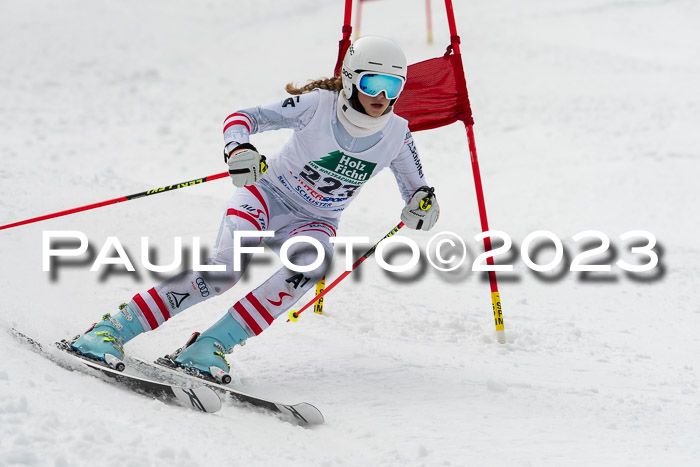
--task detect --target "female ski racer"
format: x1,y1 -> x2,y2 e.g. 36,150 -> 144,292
70,36 -> 440,383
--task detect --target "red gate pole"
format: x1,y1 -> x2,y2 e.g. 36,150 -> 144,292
444,0 -> 506,343
319,0 -> 355,315
334,0 -> 354,77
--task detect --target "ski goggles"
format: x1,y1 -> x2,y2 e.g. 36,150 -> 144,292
356,72 -> 405,99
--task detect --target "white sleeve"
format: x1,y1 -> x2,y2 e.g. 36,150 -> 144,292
223,90 -> 321,153
390,130 -> 429,203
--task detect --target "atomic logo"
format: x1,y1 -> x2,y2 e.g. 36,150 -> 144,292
167,292 -> 190,309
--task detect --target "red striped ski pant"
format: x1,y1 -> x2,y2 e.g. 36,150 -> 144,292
127,182 -> 337,337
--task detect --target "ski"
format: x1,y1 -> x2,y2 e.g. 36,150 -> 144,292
129,356 -> 325,426
9,328 -> 222,413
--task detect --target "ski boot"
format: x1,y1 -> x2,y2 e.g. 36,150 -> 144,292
70,303 -> 145,371
166,313 -> 249,384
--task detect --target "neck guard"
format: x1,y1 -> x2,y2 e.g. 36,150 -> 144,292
336,92 -> 391,137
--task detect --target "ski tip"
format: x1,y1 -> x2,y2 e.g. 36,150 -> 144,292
9,327 -> 44,350
280,402 -> 325,426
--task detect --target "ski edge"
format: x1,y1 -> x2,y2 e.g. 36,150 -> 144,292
130,356 -> 325,426
9,328 -> 222,414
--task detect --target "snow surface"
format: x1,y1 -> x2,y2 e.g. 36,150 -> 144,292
2,0 -> 699,465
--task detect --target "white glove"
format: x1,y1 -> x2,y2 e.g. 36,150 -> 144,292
224,143 -> 267,187
401,186 -> 439,231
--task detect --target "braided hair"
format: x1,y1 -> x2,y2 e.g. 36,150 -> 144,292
285,77 -> 343,95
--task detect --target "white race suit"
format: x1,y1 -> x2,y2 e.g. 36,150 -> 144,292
126,89 -> 428,338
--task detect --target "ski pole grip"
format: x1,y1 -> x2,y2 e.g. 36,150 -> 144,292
419,187 -> 435,211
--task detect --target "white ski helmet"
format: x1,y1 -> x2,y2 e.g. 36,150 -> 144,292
341,36 -> 407,100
